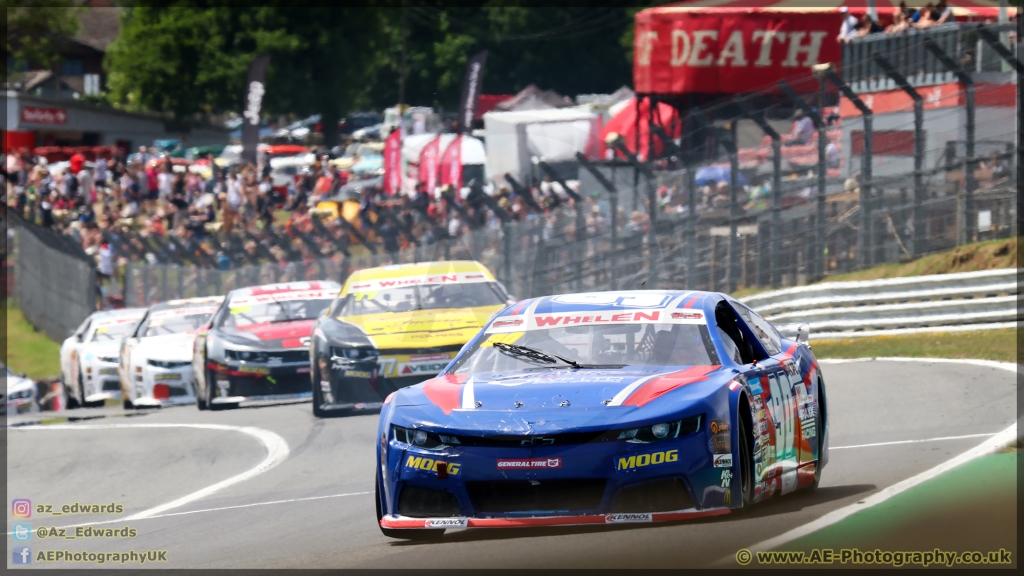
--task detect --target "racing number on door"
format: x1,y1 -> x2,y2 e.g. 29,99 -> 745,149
767,372 -> 797,494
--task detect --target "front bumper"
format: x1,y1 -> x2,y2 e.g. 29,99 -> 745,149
84,361 -> 122,403
318,354 -> 447,412
378,426 -> 737,530
209,361 -> 312,405
131,363 -> 195,407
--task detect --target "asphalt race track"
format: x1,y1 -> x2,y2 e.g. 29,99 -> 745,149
6,359 -> 1018,569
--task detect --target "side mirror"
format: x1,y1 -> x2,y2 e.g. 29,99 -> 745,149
795,323 -> 811,345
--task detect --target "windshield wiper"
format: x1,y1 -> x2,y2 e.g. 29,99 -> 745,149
492,342 -> 594,369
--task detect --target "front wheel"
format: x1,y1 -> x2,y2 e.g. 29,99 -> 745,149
312,363 -> 327,418
737,411 -> 754,507
376,474 -> 444,540
195,376 -> 207,411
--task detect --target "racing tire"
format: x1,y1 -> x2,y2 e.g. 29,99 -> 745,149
63,377 -> 81,410
375,474 -> 445,541
123,397 -> 134,410
811,374 -> 825,490
206,370 -> 231,411
311,363 -> 327,418
737,410 -> 754,508
195,378 -> 207,411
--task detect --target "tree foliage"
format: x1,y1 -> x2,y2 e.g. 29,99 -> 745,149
106,4 -> 384,143
5,0 -> 82,81
103,3 -> 644,127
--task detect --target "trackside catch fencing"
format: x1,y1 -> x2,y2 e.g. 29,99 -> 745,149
7,211 -> 98,342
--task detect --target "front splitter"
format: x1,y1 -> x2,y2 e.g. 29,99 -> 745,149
380,507 -> 730,529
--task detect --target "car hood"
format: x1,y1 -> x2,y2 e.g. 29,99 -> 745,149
337,305 -> 501,349
391,365 -> 731,434
80,340 -> 122,361
221,319 -> 316,349
136,332 -> 197,361
7,376 -> 35,394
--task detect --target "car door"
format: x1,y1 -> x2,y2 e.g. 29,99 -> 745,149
728,300 -> 802,496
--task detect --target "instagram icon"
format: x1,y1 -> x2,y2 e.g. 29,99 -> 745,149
12,499 -> 31,518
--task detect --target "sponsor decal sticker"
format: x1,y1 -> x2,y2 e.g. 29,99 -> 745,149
606,513 -> 652,523
713,454 -> 733,468
616,449 -> 678,471
491,318 -> 524,329
710,419 -> 729,435
405,456 -> 461,476
670,311 -> 703,320
99,368 -> 118,375
343,370 -> 373,379
408,353 -> 452,363
711,418 -> 731,453
236,366 -> 270,375
720,469 -> 733,488
153,373 -> 181,381
425,518 -> 468,528
496,458 -> 562,470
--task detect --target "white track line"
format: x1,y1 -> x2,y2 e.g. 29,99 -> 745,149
831,433 -> 997,450
714,357 -> 1020,563
9,423 -> 290,522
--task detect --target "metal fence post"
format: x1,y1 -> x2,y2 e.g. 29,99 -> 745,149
735,97 -> 783,287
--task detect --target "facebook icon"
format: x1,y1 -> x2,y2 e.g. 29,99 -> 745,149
12,546 -> 32,565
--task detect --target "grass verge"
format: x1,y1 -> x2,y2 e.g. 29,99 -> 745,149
4,300 -> 62,379
733,237 -> 1018,299
813,328 -> 1017,363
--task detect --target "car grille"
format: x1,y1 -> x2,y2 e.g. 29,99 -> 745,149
466,479 -> 606,514
101,380 -> 120,392
271,350 -> 308,364
613,479 -> 693,513
228,374 -> 309,397
397,485 -> 461,518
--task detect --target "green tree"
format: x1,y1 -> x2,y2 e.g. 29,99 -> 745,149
105,4 -> 385,146
5,0 -> 82,81
364,4 -> 639,112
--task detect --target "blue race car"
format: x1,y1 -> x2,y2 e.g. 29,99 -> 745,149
374,290 -> 828,539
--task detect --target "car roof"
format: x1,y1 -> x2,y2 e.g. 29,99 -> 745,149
148,296 -> 225,312
90,307 -> 148,321
341,261 -> 495,294
229,281 -> 341,299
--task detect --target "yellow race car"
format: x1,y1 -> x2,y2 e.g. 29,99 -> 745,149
309,261 -> 514,417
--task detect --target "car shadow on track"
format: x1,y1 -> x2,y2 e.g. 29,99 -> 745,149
388,483 -> 877,547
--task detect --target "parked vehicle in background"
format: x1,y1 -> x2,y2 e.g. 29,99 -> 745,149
119,296 -> 224,409
340,112 -> 384,136
60,308 -> 148,408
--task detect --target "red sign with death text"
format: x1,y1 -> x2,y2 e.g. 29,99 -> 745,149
21,107 -> 67,125
633,9 -> 841,96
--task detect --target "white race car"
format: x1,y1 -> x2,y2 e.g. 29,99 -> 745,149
60,308 -> 148,408
4,361 -> 38,416
119,296 -> 224,409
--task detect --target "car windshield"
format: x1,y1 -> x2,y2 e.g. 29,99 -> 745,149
139,306 -> 218,337
335,282 -> 506,316
451,322 -> 717,375
222,298 -> 333,328
88,320 -> 140,342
